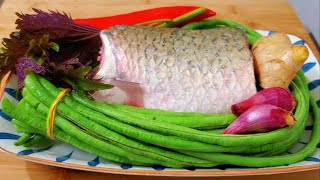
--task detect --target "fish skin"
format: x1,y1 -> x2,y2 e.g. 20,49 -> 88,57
93,26 -> 256,113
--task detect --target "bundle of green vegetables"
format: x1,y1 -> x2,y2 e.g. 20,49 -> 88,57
2,71 -> 319,168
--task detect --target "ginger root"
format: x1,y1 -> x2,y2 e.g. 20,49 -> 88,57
252,33 -> 309,89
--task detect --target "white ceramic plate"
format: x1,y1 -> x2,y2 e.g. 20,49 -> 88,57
0,30 -> 319,176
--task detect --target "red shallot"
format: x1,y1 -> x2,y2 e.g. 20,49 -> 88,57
231,87 -> 295,116
223,104 -> 295,134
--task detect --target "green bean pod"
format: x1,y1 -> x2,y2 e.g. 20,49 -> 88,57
109,103 -> 214,117
2,99 -> 148,166
113,110 -> 236,129
23,134 -> 46,147
23,73 -> 218,167
37,73 -> 310,156
14,133 -> 33,146
23,87 -> 302,157
71,90 -> 307,147
12,119 -> 43,134
22,96 -> 193,167
31,72 -> 308,148
12,71 -> 317,168
33,76 -> 276,154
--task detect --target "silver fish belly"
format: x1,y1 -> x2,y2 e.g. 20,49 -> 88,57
93,26 -> 256,113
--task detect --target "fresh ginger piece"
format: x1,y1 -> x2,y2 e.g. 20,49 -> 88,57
292,45 -> 309,65
252,33 -> 309,89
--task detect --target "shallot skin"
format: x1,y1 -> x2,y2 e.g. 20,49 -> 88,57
223,104 -> 295,134
231,87 -> 295,116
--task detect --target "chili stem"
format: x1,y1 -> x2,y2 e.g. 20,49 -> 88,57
135,19 -> 173,26
159,7 -> 206,28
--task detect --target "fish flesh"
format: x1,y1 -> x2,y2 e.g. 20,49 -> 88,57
93,26 -> 256,113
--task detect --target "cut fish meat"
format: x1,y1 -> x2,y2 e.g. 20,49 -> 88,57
92,26 -> 256,113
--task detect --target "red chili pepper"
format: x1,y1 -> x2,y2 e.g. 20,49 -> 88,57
73,6 -> 216,29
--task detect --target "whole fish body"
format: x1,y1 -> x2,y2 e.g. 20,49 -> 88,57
93,26 -> 256,113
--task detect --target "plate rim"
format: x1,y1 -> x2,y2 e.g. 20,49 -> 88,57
1,147 -> 319,177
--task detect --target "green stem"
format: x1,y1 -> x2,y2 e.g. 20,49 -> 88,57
159,7 -> 206,28
135,19 -> 173,26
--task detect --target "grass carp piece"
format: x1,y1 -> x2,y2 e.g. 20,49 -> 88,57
93,26 -> 256,113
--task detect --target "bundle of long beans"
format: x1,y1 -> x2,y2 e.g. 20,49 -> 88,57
2,70 -> 319,168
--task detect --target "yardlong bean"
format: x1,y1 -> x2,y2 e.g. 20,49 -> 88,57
14,133 -> 33,146
71,87 -> 307,147
23,73 -> 218,167
20,99 -> 163,165
32,72 -> 308,148
22,95 -> 197,167
116,110 -> 236,129
2,99 -> 147,165
31,89 -> 229,152
23,134 -> 46,147
5,70 -> 316,168
12,119 -> 43,134
23,87 -> 302,156
37,73 -> 310,156
108,103 -> 213,117
34,77 -> 283,153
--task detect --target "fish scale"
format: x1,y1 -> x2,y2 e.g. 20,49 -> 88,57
93,26 -> 257,113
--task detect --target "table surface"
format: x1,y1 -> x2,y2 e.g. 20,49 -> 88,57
0,0 -> 319,179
